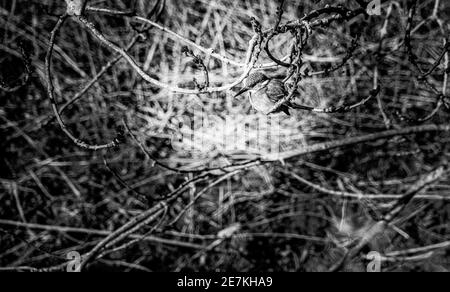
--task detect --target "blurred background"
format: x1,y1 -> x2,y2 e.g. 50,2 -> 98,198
0,0 -> 449,271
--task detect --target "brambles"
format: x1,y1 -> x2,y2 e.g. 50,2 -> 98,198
0,0 -> 449,272
0,41 -> 32,92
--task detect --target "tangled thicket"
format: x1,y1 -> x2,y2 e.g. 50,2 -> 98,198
0,0 -> 449,272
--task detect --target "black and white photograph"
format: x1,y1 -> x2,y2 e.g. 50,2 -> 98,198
0,0 -> 449,275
